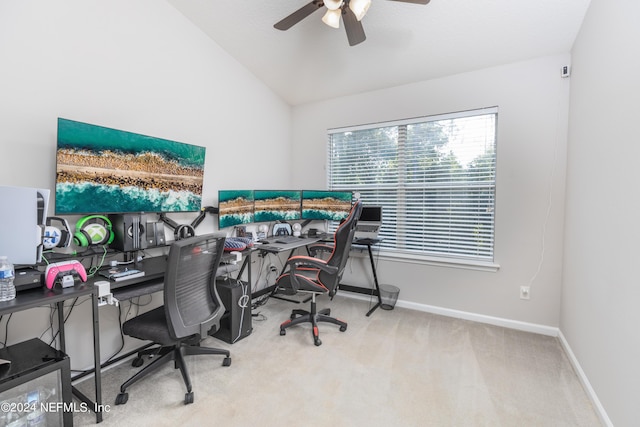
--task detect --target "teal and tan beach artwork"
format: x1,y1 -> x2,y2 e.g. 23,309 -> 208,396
55,118 -> 206,214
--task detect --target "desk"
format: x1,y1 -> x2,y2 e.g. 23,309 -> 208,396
0,250 -> 246,424
339,238 -> 384,317
104,254 -> 242,301
251,236 -> 384,314
0,284 -> 103,424
255,236 -> 322,260
252,237 -> 321,301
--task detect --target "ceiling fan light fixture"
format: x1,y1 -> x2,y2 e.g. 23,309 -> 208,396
349,0 -> 371,21
322,9 -> 341,28
324,0 -> 344,11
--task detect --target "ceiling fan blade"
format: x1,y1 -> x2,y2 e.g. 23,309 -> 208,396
342,7 -> 366,46
386,0 -> 431,4
274,1 -> 324,31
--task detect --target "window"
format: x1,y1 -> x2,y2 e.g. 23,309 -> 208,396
328,107 -> 497,263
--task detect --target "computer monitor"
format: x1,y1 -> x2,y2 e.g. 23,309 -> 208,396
253,190 -> 301,223
0,186 -> 50,266
218,190 -> 255,229
301,190 -> 353,221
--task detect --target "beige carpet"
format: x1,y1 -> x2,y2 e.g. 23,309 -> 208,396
74,295 -> 601,426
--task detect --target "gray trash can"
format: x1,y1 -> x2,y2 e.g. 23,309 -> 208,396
379,284 -> 400,310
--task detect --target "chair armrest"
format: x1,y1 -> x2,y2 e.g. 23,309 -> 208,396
285,255 -> 338,292
287,255 -> 338,275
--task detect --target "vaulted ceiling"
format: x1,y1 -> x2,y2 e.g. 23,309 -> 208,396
168,0 -> 591,106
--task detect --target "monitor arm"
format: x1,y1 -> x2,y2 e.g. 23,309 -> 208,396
158,206 -> 219,234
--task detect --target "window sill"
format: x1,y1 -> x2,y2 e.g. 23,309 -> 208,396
349,247 -> 500,272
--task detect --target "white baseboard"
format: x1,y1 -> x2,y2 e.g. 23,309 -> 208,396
340,292 -> 612,425
339,292 -> 559,336
558,331 -> 613,427
396,299 -> 559,336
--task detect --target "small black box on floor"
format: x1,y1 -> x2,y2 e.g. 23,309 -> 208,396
211,278 -> 252,344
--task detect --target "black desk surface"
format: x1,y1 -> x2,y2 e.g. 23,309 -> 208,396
256,236 -> 322,253
98,254 -> 241,301
352,237 -> 383,245
5,252 -> 244,308
0,283 -> 95,316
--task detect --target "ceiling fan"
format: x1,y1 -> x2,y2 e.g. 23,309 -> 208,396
274,0 -> 431,47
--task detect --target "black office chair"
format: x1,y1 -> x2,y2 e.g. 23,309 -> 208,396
277,200 -> 363,346
115,234 -> 231,406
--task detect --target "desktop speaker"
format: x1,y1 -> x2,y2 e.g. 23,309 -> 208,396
211,278 -> 252,344
110,214 -> 148,251
145,222 -> 166,247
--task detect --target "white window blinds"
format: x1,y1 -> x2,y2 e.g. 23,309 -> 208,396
328,107 -> 497,261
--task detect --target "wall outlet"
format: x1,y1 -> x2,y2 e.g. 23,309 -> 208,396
520,286 -> 530,300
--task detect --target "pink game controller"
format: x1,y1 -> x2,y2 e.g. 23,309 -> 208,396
45,260 -> 88,289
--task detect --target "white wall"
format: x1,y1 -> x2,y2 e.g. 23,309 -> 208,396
292,54 -> 571,327
562,0 -> 640,425
0,0 -> 291,368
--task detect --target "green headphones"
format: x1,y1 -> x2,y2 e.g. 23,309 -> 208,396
73,215 -> 115,247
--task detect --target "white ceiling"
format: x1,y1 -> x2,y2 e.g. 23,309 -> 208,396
168,0 -> 591,106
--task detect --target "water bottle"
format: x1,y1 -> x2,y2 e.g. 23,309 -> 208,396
0,256 -> 16,302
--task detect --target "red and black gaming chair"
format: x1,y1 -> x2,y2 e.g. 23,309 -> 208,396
276,200 -> 363,346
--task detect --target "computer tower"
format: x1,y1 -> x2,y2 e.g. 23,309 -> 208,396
110,214 -> 148,251
212,278 -> 252,344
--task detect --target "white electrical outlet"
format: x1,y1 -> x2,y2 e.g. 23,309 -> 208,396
520,286 -> 530,300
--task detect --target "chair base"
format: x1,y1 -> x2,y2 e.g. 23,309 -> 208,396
115,343 -> 231,405
279,296 -> 347,346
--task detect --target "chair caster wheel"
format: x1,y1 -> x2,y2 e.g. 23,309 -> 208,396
222,357 -> 232,367
280,329 -> 286,336
314,338 -> 322,346
131,357 -> 144,367
115,392 -> 128,405
340,325 -> 347,332
184,391 -> 194,405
